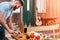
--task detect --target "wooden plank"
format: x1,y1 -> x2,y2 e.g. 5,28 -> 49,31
27,24 -> 59,32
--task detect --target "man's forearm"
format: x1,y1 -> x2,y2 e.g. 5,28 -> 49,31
6,16 -> 15,30
8,22 -> 15,30
0,13 -> 12,32
1,20 -> 10,32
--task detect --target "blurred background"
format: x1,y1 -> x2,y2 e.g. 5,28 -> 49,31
0,0 -> 60,40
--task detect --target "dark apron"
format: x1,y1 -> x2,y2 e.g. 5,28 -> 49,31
0,26 -> 5,40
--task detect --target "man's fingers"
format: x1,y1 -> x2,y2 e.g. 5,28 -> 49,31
14,31 -> 20,34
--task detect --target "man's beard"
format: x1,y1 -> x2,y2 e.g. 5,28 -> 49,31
13,6 -> 17,10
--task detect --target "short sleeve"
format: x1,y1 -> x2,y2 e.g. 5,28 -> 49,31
0,8 -> 6,14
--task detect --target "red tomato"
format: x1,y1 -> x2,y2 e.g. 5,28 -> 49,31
35,35 -> 40,40
30,33 -> 35,38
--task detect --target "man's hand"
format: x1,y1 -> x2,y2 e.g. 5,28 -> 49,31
8,29 -> 15,34
14,31 -> 21,34
14,31 -> 22,38
8,29 -> 22,38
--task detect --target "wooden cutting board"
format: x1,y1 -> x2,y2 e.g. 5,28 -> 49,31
11,33 -> 27,40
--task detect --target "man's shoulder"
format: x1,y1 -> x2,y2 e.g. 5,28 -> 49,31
0,1 -> 11,10
0,1 -> 11,7
0,1 -> 10,4
0,1 -> 10,3
0,2 -> 12,13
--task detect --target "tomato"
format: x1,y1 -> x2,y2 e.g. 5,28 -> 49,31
35,35 -> 40,40
30,33 -> 35,38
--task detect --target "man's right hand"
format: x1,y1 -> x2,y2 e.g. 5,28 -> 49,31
8,29 -> 15,34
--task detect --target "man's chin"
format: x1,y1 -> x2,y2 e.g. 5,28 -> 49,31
13,6 -> 17,10
13,8 -> 17,10
13,9 -> 16,10
13,7 -> 19,10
